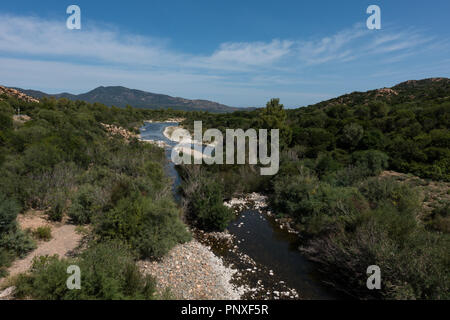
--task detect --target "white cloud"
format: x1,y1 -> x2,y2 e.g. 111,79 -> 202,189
296,25 -> 368,65
0,14 -> 447,107
209,40 -> 293,66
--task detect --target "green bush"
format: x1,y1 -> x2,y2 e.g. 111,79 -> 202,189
324,165 -> 371,187
358,177 -> 421,214
14,241 -> 157,300
32,226 -> 52,241
47,192 -> 66,222
185,178 -> 233,231
68,184 -> 104,224
0,195 -> 36,275
352,150 -> 389,176
95,196 -> 191,259
340,123 -> 364,149
272,172 -> 319,218
272,172 -> 368,234
427,203 -> 449,233
0,248 -> 14,278
0,229 -> 36,258
304,204 -> 449,299
0,195 -> 20,233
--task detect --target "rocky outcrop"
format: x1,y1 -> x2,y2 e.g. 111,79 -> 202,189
101,123 -> 138,142
375,88 -> 398,97
0,85 -> 40,103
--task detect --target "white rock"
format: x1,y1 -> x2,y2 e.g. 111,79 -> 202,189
0,286 -> 16,299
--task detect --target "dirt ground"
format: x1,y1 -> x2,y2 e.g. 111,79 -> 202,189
0,210 -> 82,287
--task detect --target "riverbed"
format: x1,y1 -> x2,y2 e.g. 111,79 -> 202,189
140,121 -> 345,300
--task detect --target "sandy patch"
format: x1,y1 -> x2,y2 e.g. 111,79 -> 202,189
0,211 -> 83,287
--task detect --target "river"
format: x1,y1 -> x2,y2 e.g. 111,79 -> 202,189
140,121 -> 346,300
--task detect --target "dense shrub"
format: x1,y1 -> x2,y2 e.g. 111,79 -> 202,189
0,248 -> 14,277
68,184 -> 105,224
47,191 -> 66,222
351,150 -> 389,176
0,229 -> 36,258
95,196 -> 191,259
426,202 -> 450,233
14,241 -> 157,300
272,172 -> 368,235
324,165 -> 371,187
0,195 -> 20,233
358,177 -> 421,214
304,204 -> 449,299
339,123 -> 364,149
0,195 -> 36,277
183,175 -> 233,232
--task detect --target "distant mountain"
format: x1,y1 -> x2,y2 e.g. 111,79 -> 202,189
15,86 -> 240,113
306,77 -> 450,110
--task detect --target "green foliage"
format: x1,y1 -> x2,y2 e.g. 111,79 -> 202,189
257,98 -> 292,147
47,191 -> 66,222
14,241 -> 157,300
272,171 -> 368,235
427,202 -> 449,233
0,195 -> 36,277
181,169 -> 233,231
351,150 -> 389,176
95,196 -> 191,259
182,80 -> 450,181
32,226 -> 52,241
68,184 -> 104,225
0,111 -> 13,130
0,229 -> 36,259
0,248 -> 14,278
358,177 -> 421,214
0,195 -> 20,233
339,123 -> 364,149
305,204 -> 449,299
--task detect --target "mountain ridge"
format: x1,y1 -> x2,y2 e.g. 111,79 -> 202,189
13,85 -> 241,113
306,77 -> 450,110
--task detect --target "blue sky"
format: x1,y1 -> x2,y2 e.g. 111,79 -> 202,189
1,0 -> 449,108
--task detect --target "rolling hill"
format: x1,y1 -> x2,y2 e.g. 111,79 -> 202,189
14,86 -> 240,113
306,77 -> 450,110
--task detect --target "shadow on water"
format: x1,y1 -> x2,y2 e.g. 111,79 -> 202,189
140,121 -> 348,300
228,209 -> 346,299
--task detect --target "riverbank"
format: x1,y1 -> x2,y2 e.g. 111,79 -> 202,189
225,193 -> 299,235
162,125 -> 212,161
143,118 -> 186,123
138,239 -> 244,300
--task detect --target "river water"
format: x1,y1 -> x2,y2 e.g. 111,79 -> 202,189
140,121 -> 345,300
